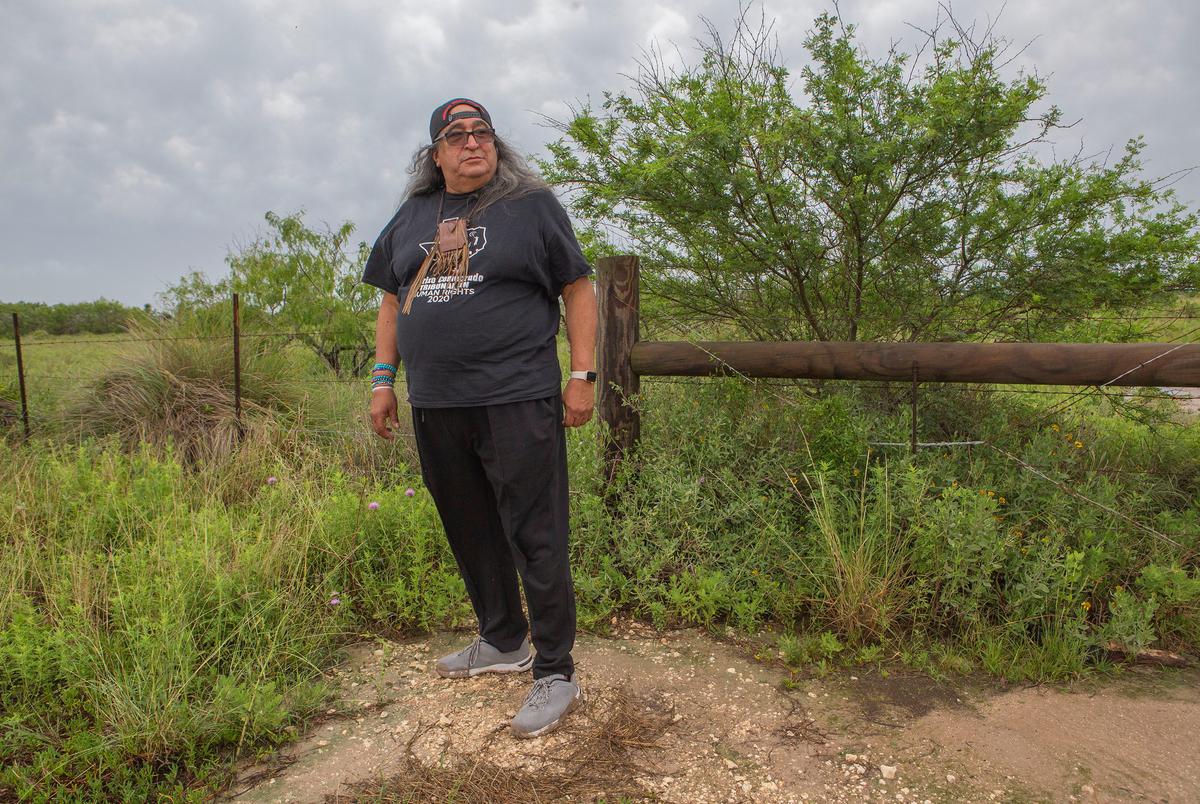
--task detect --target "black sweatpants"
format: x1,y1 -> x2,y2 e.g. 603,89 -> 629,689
412,395 -> 575,679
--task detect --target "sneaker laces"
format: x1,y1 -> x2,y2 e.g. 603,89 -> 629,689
464,638 -> 482,669
522,675 -> 567,711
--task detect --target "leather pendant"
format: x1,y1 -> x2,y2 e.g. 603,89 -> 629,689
438,218 -> 467,253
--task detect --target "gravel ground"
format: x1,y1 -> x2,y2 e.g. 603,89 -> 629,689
222,626 -> 1200,803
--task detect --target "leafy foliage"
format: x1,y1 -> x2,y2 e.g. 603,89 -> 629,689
541,11 -> 1200,341
568,374 -> 1200,672
0,299 -> 151,338
162,211 -> 376,376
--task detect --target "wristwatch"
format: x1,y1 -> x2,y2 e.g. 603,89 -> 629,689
569,370 -> 597,383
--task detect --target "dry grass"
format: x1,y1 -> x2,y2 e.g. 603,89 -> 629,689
65,316 -> 305,465
0,395 -> 18,434
331,686 -> 674,803
774,694 -> 828,746
801,467 -> 915,643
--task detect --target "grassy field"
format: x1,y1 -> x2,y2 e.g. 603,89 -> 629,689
1,308 -> 1199,799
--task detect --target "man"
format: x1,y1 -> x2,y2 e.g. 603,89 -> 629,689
361,98 -> 597,739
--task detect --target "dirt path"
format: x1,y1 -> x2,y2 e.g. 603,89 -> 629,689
223,627 -> 1200,803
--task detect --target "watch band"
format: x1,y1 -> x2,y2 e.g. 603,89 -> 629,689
569,370 -> 597,383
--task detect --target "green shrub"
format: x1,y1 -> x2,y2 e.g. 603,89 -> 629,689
1,299 -> 151,338
572,375 -> 1199,680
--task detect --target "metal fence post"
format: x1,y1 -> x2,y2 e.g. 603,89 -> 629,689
911,362 -> 919,455
232,293 -> 243,440
12,312 -> 30,440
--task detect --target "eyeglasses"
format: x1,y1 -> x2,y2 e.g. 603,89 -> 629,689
436,127 -> 496,147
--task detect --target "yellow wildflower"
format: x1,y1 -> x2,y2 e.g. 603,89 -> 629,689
1074,441 -> 1083,449
999,496 -> 1007,504
1051,423 -> 1060,432
1081,601 -> 1092,611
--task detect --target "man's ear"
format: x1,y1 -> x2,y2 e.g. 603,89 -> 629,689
431,149 -> 441,169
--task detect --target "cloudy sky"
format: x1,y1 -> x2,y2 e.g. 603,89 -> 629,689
2,0 -> 1197,306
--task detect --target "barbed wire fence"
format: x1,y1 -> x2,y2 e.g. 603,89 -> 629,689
1,300 -> 416,444
4,287 -> 1200,553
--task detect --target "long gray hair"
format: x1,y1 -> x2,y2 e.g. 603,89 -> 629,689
402,133 -> 549,216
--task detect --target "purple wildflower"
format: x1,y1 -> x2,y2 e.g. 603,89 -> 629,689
328,594 -> 341,607
266,476 -> 278,485
368,501 -> 380,510
405,488 -> 416,497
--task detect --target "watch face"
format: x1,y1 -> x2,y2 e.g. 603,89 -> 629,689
586,371 -> 597,383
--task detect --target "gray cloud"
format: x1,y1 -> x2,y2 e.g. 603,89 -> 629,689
1,0 -> 1196,305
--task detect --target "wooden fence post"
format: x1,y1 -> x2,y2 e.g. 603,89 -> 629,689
596,255 -> 640,484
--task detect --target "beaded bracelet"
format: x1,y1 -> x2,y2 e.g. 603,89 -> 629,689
371,361 -> 397,395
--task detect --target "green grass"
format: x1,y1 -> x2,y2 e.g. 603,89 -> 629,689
0,332 -> 131,430
2,314 -> 1199,798
0,435 -> 460,800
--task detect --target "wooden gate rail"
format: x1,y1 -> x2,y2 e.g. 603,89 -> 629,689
631,341 -> 1200,385
594,255 -> 1200,480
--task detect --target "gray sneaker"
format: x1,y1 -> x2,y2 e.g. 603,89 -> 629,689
435,636 -> 533,678
510,673 -> 581,738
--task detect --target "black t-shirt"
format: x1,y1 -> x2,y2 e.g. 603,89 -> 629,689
361,188 -> 592,408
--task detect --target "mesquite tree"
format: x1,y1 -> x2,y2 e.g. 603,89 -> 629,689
541,11 -> 1199,342
163,212 -> 376,376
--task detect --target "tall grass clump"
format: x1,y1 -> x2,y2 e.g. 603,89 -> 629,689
798,463 -> 921,642
63,311 -> 308,464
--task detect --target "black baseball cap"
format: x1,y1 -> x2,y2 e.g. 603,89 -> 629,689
429,98 -> 492,142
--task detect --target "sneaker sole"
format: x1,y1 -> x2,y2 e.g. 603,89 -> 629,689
510,688 -> 581,739
436,653 -> 534,679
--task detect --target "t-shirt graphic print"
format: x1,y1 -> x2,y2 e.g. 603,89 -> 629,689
414,222 -> 487,304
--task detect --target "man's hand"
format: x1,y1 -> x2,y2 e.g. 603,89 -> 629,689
563,378 -> 595,428
370,388 -> 401,440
